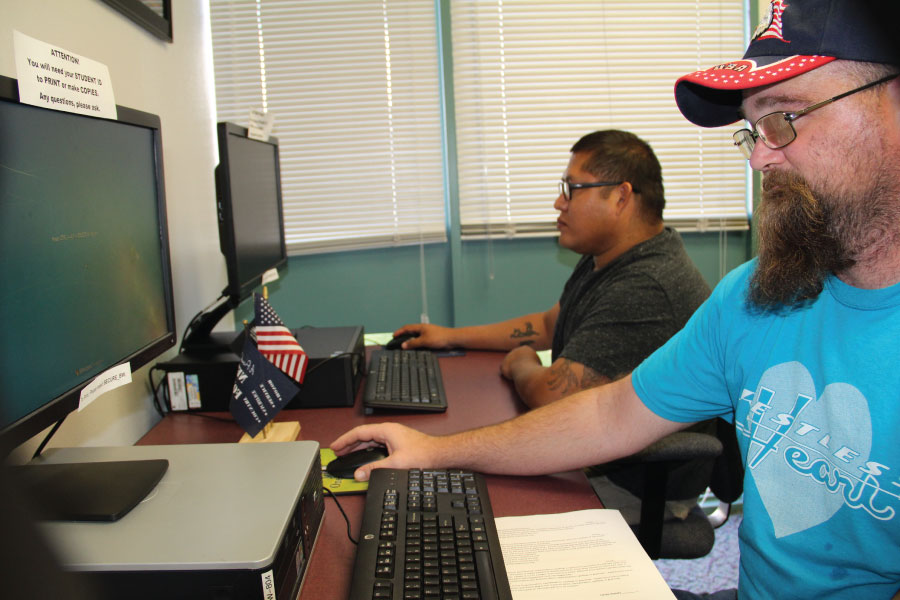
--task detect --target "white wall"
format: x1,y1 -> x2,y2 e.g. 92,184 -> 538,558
1,1 -> 227,460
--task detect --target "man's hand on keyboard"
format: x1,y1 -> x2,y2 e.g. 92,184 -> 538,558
331,423 -> 439,481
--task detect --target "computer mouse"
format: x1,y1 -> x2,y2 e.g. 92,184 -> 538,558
385,332 -> 419,350
325,445 -> 390,479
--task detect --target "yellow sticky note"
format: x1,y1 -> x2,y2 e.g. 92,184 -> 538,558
320,448 -> 369,495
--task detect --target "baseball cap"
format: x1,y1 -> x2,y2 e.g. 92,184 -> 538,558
674,0 -> 900,127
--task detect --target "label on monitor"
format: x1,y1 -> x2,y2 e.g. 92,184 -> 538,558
79,362 -> 132,411
13,30 -> 117,120
261,569 -> 277,600
167,372 -> 188,411
261,267 -> 280,286
248,107 -> 273,142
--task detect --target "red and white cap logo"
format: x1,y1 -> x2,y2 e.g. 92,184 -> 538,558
754,0 -> 790,43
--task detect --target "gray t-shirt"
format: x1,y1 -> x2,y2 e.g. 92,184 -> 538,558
552,227 -> 710,378
552,228 -> 715,513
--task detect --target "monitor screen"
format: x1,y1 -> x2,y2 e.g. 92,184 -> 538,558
0,75 -> 177,455
179,122 -> 286,354
216,121 -> 287,301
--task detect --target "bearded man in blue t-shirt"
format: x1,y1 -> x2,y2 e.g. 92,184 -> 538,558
332,2 -> 900,598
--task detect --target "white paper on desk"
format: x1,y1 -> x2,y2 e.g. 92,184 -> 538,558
495,509 -> 675,599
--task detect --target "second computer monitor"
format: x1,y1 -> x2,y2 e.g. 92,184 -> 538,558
215,121 -> 287,303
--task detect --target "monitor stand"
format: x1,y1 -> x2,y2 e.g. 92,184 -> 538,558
180,294 -> 243,355
10,459 -> 169,521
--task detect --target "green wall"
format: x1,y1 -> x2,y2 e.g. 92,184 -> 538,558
238,230 -> 751,334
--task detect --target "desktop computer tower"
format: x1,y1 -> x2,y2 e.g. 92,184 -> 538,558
33,442 -> 324,600
160,351 -> 241,411
159,325 -> 365,411
289,325 -> 365,408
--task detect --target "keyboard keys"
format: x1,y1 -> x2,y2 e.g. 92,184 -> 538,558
363,350 -> 448,413
349,469 -> 512,600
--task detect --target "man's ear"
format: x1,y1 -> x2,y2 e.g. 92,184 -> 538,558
614,182 -> 634,214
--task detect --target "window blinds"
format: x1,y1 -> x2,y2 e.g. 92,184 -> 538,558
450,1 -> 749,237
210,0 -> 446,255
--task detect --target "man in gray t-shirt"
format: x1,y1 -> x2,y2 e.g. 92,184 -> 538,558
394,130 -> 710,409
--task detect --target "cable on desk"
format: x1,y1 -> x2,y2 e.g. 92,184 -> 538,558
148,366 -> 168,418
323,486 -> 358,546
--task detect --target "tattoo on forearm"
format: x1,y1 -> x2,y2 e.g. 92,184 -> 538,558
546,360 -> 610,395
580,368 -> 611,389
547,360 -> 580,394
510,321 -> 539,341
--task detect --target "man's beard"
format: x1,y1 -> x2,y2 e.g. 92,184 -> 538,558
748,172 -> 898,310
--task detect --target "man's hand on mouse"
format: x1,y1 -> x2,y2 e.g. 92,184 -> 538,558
330,423 -> 439,481
392,323 -> 456,350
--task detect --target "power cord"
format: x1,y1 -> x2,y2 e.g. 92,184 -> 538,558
322,486 -> 358,545
148,366 -> 168,418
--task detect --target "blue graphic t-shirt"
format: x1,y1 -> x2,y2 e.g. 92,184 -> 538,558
633,260 -> 900,600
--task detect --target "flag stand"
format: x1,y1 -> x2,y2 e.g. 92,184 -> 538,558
235,287 -> 301,444
238,421 -> 301,444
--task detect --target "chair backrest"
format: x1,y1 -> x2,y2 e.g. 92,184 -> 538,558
610,417 -> 742,559
601,418 -> 719,502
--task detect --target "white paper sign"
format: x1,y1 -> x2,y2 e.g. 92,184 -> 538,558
79,363 -> 133,411
248,107 -> 273,141
13,30 -> 117,119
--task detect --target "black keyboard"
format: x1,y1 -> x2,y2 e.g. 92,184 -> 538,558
349,468 -> 513,600
363,349 -> 448,413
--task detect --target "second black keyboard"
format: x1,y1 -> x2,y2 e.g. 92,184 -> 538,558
348,468 -> 513,600
363,349 -> 448,413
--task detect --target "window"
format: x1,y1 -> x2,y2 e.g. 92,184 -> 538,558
451,1 -> 749,237
210,1 -> 749,254
210,0 -> 446,255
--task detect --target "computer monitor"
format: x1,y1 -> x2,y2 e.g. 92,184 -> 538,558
180,121 -> 286,353
0,74 -> 177,516
217,121 -> 287,300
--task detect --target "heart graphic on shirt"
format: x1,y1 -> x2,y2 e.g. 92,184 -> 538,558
745,362 -> 872,538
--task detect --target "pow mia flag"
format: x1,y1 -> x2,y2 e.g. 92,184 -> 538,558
229,336 -> 299,438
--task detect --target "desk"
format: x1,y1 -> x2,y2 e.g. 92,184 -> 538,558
138,350 -> 601,600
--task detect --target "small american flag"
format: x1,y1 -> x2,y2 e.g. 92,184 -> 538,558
252,293 -> 308,384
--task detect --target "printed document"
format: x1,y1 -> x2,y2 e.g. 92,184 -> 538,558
495,509 -> 675,599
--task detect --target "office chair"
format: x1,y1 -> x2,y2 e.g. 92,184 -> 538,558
587,417 -> 744,560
